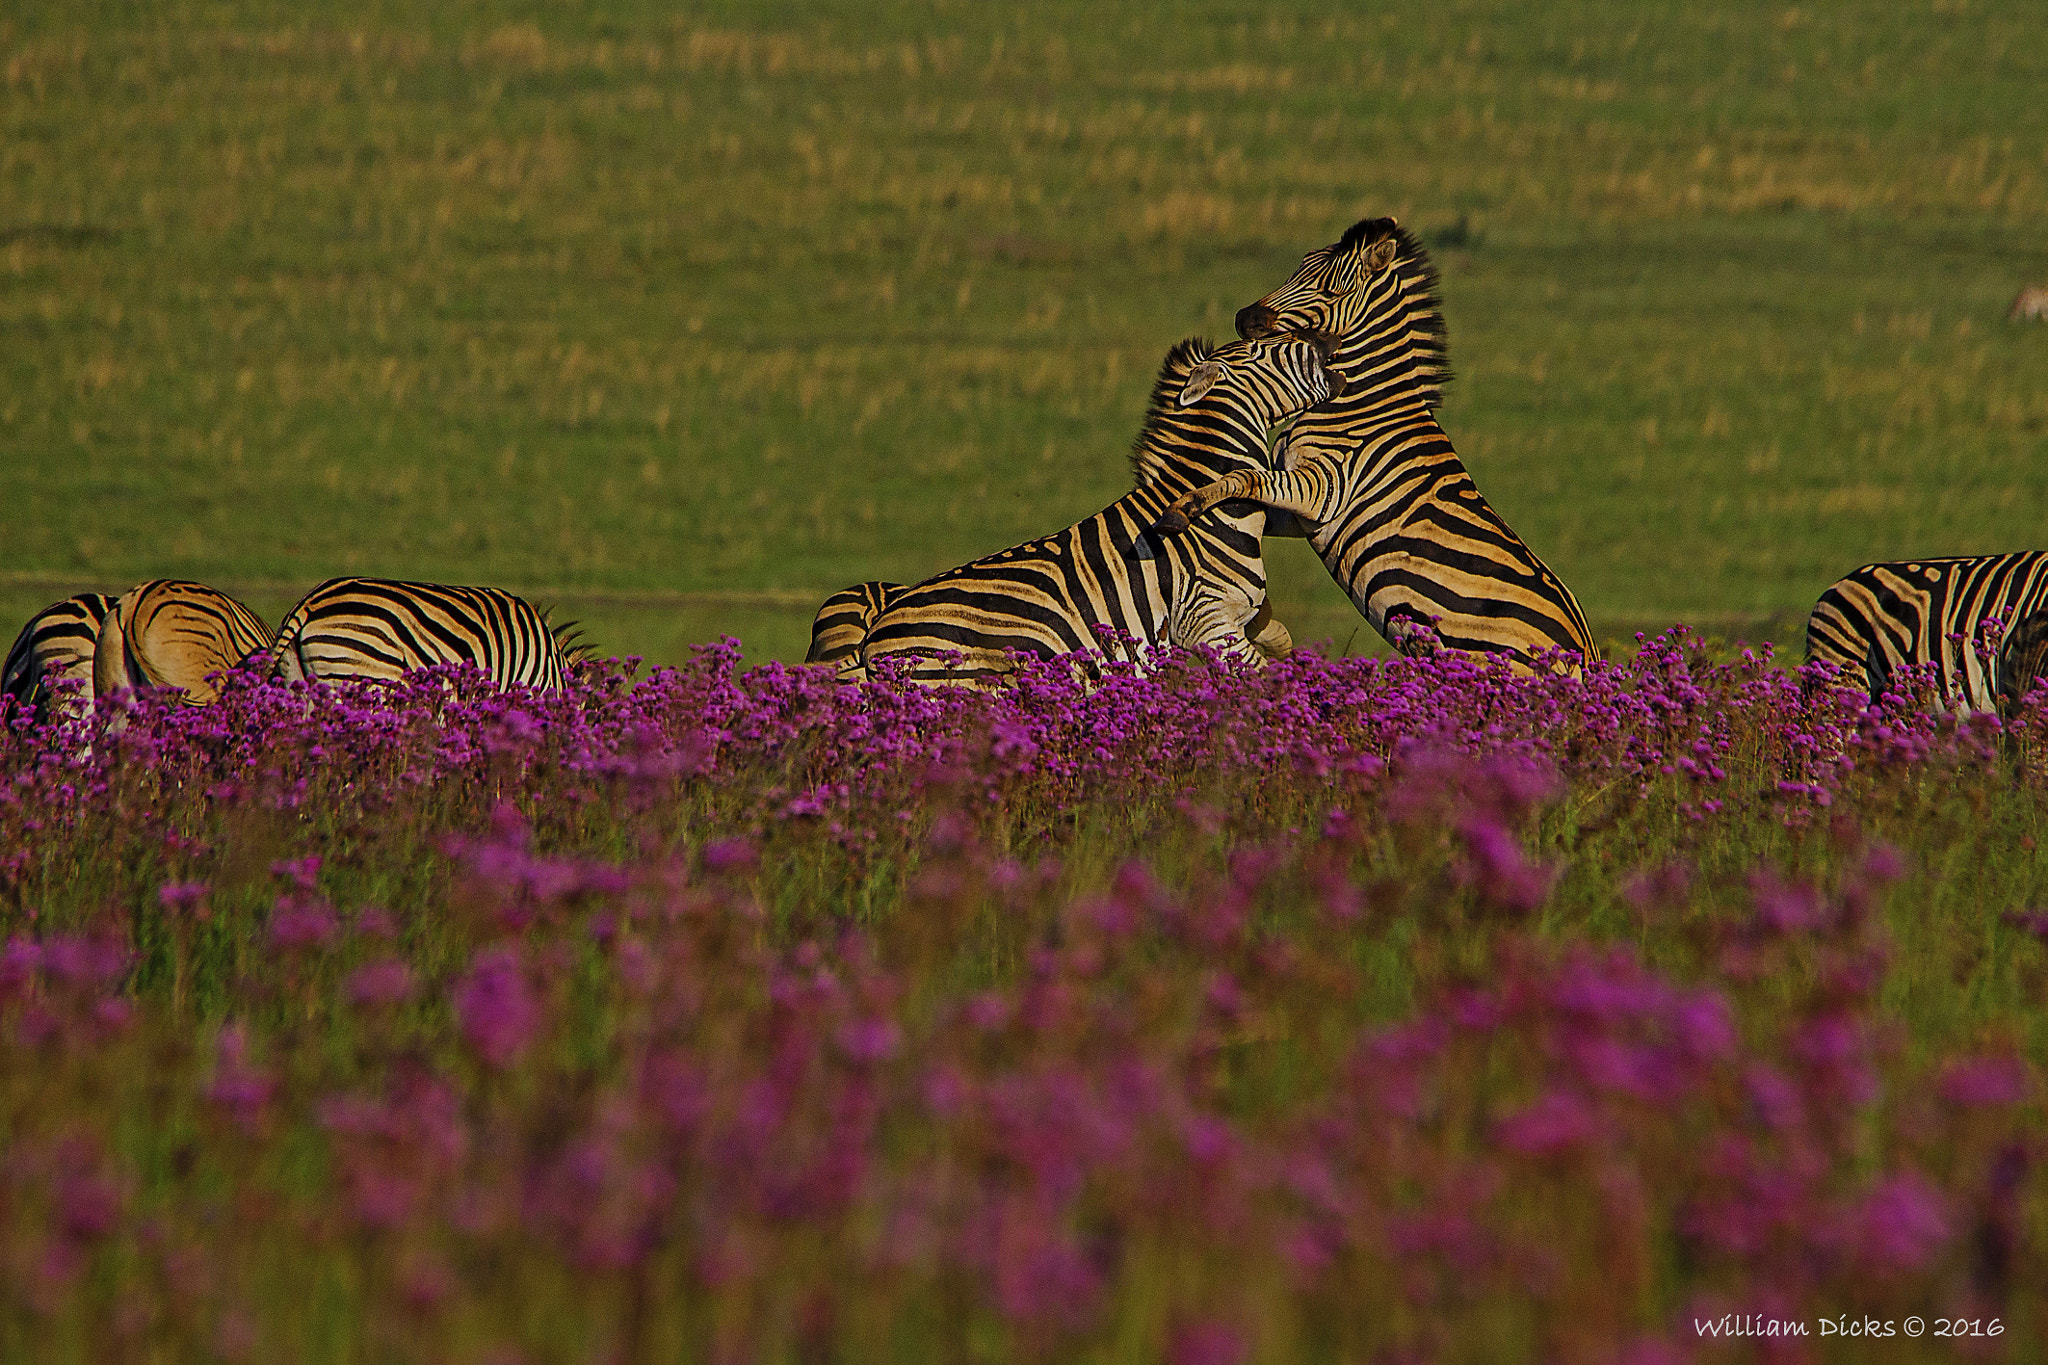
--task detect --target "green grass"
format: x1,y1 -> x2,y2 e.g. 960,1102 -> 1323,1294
5,1 -> 2047,664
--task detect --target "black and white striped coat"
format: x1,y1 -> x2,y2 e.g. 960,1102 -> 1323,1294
94,580 -> 274,708
271,577 -> 582,690
1806,553 -> 2048,711
1165,218 -> 1596,669
2,592 -> 117,720
805,580 -> 905,675
847,334 -> 1338,686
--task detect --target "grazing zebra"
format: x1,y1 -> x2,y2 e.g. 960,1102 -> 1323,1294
270,577 -> 585,690
851,333 -> 1340,686
805,580 -> 905,676
1158,217 -> 1596,668
94,580 -> 274,708
2010,287 -> 2048,322
1805,553 -> 2048,711
2,592 -> 117,721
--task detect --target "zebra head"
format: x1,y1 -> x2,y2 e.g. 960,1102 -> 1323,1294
1170,331 -> 1344,432
1233,217 -> 1450,410
1130,333 -> 1344,490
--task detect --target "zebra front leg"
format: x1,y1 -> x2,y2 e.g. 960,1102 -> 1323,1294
1150,470 -> 1268,536
1149,455 -> 1342,537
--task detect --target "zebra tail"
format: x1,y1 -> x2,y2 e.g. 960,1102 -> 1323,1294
92,598 -> 136,699
549,615 -> 595,663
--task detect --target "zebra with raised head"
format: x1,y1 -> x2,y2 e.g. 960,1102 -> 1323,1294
1152,217 -> 1596,669
1805,553 -> 2048,712
848,332 -> 1340,686
2,592 -> 117,721
806,580 -> 905,676
270,577 -> 586,690
94,580 -> 274,708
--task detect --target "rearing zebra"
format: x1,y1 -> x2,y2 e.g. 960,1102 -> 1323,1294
1805,553 -> 2048,712
849,333 -> 1341,686
270,577 -> 586,690
2,592 -> 117,721
1153,218 -> 1596,668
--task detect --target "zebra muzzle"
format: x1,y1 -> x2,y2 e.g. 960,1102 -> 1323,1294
1235,303 -> 1281,339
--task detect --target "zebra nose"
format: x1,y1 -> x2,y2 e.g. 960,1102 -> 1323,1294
1235,303 -> 1280,339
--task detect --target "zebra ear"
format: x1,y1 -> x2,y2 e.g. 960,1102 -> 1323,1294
1365,236 -> 1399,273
1178,361 -> 1226,406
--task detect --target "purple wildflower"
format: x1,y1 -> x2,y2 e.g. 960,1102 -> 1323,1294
453,944 -> 542,1069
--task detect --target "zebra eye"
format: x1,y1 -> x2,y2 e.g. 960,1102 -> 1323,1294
1326,257 -> 1361,297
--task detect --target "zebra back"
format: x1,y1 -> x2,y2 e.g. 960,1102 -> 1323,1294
1233,218 -> 1596,666
95,580 -> 274,707
859,335 -> 1337,685
1806,553 -> 2048,710
2,592 -> 117,720
271,577 -> 576,691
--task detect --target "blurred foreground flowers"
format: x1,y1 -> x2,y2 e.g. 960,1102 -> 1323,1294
0,632 -> 2043,1362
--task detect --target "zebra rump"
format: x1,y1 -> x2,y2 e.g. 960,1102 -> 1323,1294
94,580 -> 274,708
2,592 -> 117,720
805,580 -> 905,676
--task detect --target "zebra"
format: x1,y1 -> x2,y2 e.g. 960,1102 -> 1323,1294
2009,287 -> 2048,322
269,577 -> 586,690
848,332 -> 1341,686
1805,553 -> 2048,712
805,580 -> 905,676
1154,217 -> 1596,669
1998,610 -> 2048,716
94,580 -> 274,708
2,592 -> 117,721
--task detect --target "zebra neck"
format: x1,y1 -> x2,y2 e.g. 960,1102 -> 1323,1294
1320,372 -> 1437,430
1290,386 -> 1440,454
1321,290 -> 1445,418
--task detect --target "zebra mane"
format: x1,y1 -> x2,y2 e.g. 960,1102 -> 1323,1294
1126,336 -> 1217,488
1342,218 -> 1453,409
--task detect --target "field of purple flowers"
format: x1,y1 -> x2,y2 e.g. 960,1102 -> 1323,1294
1,632 -> 2044,1363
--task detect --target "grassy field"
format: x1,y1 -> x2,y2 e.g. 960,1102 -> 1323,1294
5,1 -> 2048,664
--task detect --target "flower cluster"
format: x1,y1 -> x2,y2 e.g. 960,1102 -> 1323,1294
0,631 -> 2042,1361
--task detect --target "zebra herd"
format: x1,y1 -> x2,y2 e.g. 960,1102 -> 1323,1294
6,216 -> 2038,724
806,216 -> 2048,715
3,577 -> 584,723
